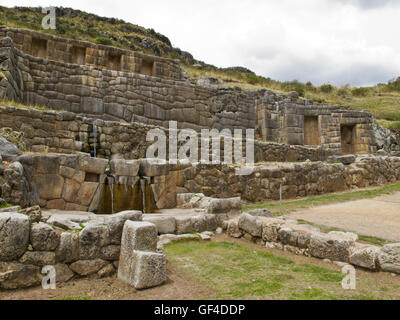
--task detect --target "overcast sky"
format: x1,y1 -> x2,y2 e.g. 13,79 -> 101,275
3,0 -> 400,86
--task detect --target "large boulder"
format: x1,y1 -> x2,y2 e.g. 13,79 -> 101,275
79,223 -> 110,260
19,251 -> 56,267
30,223 -> 60,252
55,232 -> 80,263
349,244 -> 379,270
0,262 -> 42,289
0,137 -> 22,161
143,215 -> 176,234
106,211 -> 142,244
378,243 -> 400,273
130,251 -> 167,290
0,212 -> 30,261
207,197 -> 242,214
309,234 -> 354,262
70,259 -> 109,276
238,213 -> 262,238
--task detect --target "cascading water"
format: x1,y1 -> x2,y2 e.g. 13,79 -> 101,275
93,124 -> 98,158
107,175 -> 115,214
140,178 -> 147,214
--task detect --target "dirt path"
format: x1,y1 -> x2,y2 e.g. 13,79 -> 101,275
289,192 -> 400,241
0,264 -> 213,301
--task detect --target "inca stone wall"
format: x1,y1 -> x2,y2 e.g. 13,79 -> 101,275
0,28 -> 380,156
256,91 -> 377,154
0,33 -> 257,133
0,26 -> 182,80
0,105 -> 329,162
2,152 -> 399,211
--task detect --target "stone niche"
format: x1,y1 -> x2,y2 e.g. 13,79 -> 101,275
141,58 -> 154,76
107,51 -> 122,71
341,124 -> 356,155
71,46 -> 86,65
30,37 -> 47,59
304,116 -> 320,146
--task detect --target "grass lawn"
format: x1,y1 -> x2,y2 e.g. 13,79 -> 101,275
165,238 -> 400,300
243,182 -> 400,216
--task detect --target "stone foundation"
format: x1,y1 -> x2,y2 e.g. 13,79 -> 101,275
225,213 -> 400,274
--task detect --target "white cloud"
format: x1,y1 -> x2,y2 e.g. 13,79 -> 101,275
2,0 -> 400,86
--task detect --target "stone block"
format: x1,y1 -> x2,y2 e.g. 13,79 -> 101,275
70,259 -> 109,276
238,213 -> 262,238
107,211 -> 143,244
110,159 -> 140,177
19,251 -> 56,267
30,222 -> 60,252
0,212 -> 30,261
378,243 -> 400,274
55,232 -> 80,263
143,215 -> 176,234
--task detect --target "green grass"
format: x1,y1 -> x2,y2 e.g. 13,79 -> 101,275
165,239 -> 400,300
0,99 -> 61,112
243,181 -> 400,215
0,202 -> 12,209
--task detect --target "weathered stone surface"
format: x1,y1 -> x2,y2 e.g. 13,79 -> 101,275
107,211 -> 142,244
349,244 -> 379,270
238,213 -> 262,238
98,263 -> 115,278
54,263 -> 75,283
70,259 -> 109,276
143,215 -> 176,234
30,222 -> 60,252
191,215 -> 218,233
0,212 -> 30,261
0,262 -> 42,289
207,197 -> 241,214
378,243 -> 400,274
309,234 -> 353,262
55,232 -> 79,263
120,221 -> 157,252
336,155 -> 356,165
0,137 -> 21,161
81,157 -> 108,174
139,159 -> 169,177
110,159 -> 140,176
20,251 -> 56,267
227,219 -> 243,238
77,182 -> 98,206
131,251 -> 167,290
175,216 -> 194,234
33,174 -> 64,200
247,208 -> 273,218
100,245 -> 121,261
19,206 -> 42,223
79,223 -> 110,260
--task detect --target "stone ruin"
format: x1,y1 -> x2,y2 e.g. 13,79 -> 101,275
0,26 -> 400,290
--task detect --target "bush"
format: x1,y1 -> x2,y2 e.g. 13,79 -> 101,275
387,77 -> 400,91
95,37 -> 113,46
320,84 -> 334,93
351,87 -> 370,97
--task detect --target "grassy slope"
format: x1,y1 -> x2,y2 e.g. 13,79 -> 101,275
0,6 -> 399,130
165,239 -> 400,300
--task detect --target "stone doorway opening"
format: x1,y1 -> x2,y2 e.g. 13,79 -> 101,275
71,46 -> 86,65
341,124 -> 356,155
31,37 -> 47,58
107,51 -> 122,71
141,58 -> 154,76
304,116 -> 320,146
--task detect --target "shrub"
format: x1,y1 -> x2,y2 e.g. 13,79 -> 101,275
320,84 -> 334,93
95,37 -> 113,46
351,87 -> 370,97
387,77 -> 400,91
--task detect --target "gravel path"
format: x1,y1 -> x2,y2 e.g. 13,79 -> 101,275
289,192 -> 400,242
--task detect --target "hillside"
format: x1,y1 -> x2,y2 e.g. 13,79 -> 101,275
0,5 -> 399,131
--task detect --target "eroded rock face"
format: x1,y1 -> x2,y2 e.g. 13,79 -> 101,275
378,243 -> 400,273
79,223 -> 110,260
349,245 -> 379,270
131,251 -> 167,290
19,251 -> 56,267
55,232 -> 79,264
0,137 -> 22,161
238,213 -> 262,238
107,211 -> 142,245
0,212 -> 30,261
70,259 -> 109,276
30,223 -> 60,252
0,262 -> 42,289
